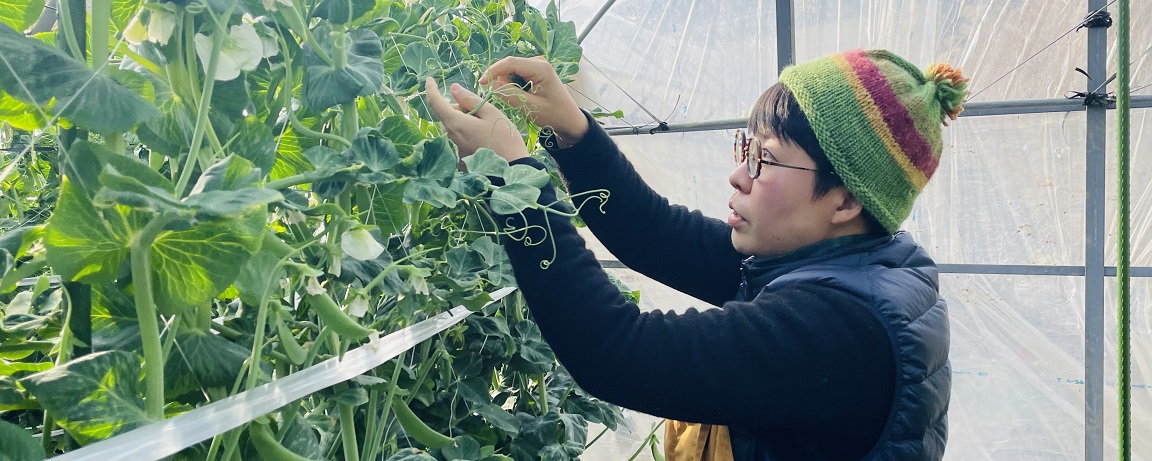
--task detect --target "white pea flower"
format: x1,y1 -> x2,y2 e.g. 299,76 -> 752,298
305,276 -> 325,295
341,228 -> 384,261
194,23 -> 264,81
146,8 -> 177,45
348,295 -> 370,318
123,10 -> 147,45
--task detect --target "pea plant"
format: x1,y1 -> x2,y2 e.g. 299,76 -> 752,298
0,0 -> 626,459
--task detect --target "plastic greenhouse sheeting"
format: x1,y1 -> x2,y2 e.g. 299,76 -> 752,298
526,0 -> 1152,460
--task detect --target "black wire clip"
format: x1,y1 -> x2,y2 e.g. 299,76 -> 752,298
1077,10 -> 1112,31
1066,67 -> 1117,106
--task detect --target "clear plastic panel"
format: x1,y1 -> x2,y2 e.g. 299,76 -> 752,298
542,0 -> 780,127
1105,109 -> 1152,267
905,111 -> 1088,266
607,129 -> 739,221
1104,278 -> 1152,461
794,1 -> 1090,103
942,274 -> 1087,460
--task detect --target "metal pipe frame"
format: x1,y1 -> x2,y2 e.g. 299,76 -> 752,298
604,96 -> 1152,136
1084,1 -> 1108,458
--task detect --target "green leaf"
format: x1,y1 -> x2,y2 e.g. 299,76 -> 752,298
91,283 -> 141,352
150,220 -> 256,315
400,42 -> 440,78
0,24 -> 160,133
473,403 -> 520,435
449,172 -> 490,197
272,126 -> 318,180
0,92 -> 46,131
503,164 -> 550,188
462,148 -> 509,177
182,188 -> 282,218
488,183 -> 540,215
415,137 -> 458,184
347,129 -> 400,172
164,331 -> 250,398
377,116 -> 425,156
313,0 -> 374,24
404,177 -> 456,208
228,117 -> 277,176
301,25 -> 385,110
445,246 -> 483,286
190,155 -> 263,194
0,420 -> 44,461
233,234 -> 286,306
332,386 -> 369,407
303,145 -> 353,174
280,413 -> 323,460
110,0 -> 140,34
442,435 -> 482,460
43,179 -> 131,283
545,0 -> 582,65
19,351 -> 151,445
465,315 -> 509,338
96,164 -> 184,213
367,182 -> 409,236
384,449 -> 436,461
0,0 -> 41,33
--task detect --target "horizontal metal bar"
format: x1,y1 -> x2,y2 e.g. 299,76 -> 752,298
598,260 -> 1152,277
603,95 -> 1152,136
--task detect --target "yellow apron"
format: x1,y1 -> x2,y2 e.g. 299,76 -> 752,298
663,420 -> 734,461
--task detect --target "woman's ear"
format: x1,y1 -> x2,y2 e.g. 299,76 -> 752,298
829,188 -> 865,225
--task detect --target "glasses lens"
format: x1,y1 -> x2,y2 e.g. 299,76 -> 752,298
746,136 -> 761,178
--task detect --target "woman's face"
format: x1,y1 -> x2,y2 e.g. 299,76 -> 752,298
726,135 -> 848,257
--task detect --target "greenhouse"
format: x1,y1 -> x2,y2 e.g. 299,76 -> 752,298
0,0 -> 1148,459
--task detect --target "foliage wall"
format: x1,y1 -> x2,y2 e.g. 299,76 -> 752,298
0,0 -> 622,459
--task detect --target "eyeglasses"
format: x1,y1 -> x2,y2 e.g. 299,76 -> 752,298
732,130 -> 834,179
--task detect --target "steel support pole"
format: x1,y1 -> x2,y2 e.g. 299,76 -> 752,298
1084,0 -> 1108,459
775,0 -> 795,75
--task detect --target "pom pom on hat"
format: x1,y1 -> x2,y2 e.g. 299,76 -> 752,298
926,63 -> 970,124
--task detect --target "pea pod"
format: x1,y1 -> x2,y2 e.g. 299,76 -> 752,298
273,313 -> 308,365
248,420 -> 317,461
391,399 -> 454,449
305,292 -> 373,340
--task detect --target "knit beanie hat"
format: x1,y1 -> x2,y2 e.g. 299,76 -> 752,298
778,49 -> 969,233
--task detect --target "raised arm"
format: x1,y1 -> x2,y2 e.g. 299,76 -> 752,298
480,57 -> 744,305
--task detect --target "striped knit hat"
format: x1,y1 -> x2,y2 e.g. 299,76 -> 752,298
779,49 -> 969,233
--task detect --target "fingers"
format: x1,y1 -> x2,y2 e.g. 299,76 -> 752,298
449,83 -> 502,120
480,55 -> 554,87
424,77 -> 462,123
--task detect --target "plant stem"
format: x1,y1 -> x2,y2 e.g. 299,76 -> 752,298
338,395 -> 361,461
131,212 -> 181,419
537,373 -> 547,414
174,28 -> 225,195
90,0 -> 111,72
55,0 -> 84,61
362,248 -> 435,292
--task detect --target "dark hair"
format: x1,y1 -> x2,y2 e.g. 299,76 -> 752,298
747,83 -> 887,235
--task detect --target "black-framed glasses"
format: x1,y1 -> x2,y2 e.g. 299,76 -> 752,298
733,130 -> 833,179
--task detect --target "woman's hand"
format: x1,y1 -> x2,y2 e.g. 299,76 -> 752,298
480,56 -> 589,148
424,77 -> 530,162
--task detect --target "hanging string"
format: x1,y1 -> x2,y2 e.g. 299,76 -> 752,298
1114,0 -> 1131,459
967,0 -> 1118,101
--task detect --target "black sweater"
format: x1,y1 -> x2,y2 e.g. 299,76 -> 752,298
493,116 -> 895,460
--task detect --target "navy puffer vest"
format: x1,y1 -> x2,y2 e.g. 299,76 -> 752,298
730,232 -> 950,460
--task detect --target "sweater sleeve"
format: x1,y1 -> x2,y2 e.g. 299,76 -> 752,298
495,159 -> 895,430
541,112 -> 744,307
